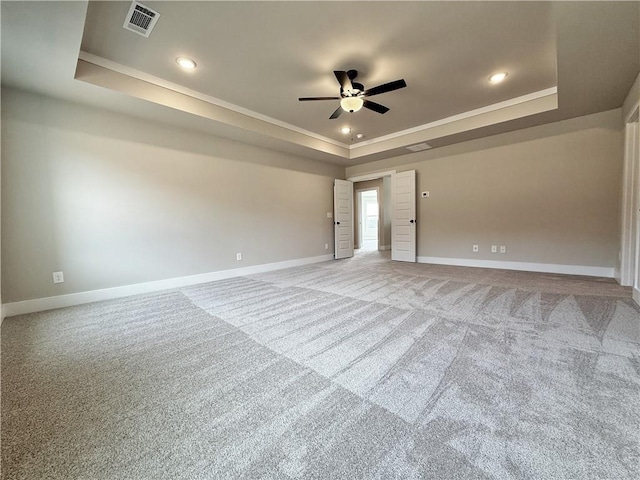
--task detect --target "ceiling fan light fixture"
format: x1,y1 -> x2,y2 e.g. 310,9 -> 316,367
488,72 -> 508,84
176,57 -> 197,70
298,70 -> 406,119
340,96 -> 364,113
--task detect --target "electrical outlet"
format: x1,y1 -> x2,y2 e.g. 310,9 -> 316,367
324,243 -> 329,250
52,271 -> 64,284
472,244 -> 479,253
236,252 -> 242,261
500,245 -> 507,254
491,245 -> 497,253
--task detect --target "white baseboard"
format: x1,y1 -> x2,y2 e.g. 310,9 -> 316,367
379,245 -> 391,251
633,288 -> 640,306
2,254 -> 334,318
416,256 -> 615,278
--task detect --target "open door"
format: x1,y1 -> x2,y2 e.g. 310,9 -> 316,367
334,179 -> 354,259
634,129 -> 640,304
391,170 -> 416,262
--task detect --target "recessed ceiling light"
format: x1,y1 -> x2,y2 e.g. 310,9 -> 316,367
176,57 -> 197,70
488,72 -> 508,84
340,127 -> 351,135
356,133 -> 365,139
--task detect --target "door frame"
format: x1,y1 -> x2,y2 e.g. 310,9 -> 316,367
620,108 -> 639,294
348,170 -> 397,183
348,170 -> 395,252
355,187 -> 380,250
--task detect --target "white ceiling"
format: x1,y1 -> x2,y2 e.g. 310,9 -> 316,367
2,1 -> 639,166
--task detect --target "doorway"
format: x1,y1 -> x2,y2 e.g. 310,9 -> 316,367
621,107 -> 640,305
356,189 -> 379,252
632,114 -> 640,303
347,171 -> 396,255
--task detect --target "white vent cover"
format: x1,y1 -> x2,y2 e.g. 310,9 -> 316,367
406,142 -> 432,152
123,1 -> 160,37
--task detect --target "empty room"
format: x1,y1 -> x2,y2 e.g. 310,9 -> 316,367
1,1 -> 639,479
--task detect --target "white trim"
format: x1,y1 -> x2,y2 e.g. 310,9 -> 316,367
417,256 -> 614,278
620,117 -> 640,286
623,72 -> 640,123
78,51 -> 349,150
78,52 -> 558,160
379,245 -> 391,251
347,170 -> 396,182
2,254 -> 334,318
633,287 -> 640,306
355,186 -> 381,250
625,100 -> 640,123
352,87 -> 558,149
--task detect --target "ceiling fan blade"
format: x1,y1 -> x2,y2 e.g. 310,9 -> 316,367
329,106 -> 344,119
363,79 -> 407,97
363,100 -> 390,114
298,97 -> 341,101
334,70 -> 353,93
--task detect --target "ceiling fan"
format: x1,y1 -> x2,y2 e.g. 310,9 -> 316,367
299,70 -> 407,119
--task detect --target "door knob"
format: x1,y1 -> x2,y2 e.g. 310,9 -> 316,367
410,219 -> 415,224
336,221 -> 341,225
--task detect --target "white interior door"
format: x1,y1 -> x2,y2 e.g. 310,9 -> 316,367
621,117 -> 639,286
356,190 -> 363,249
634,133 -> 640,300
334,179 -> 354,259
391,170 -> 416,262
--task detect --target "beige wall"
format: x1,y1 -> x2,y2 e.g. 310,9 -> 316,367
1,89 -> 344,303
348,109 -> 624,268
1,88 -> 627,304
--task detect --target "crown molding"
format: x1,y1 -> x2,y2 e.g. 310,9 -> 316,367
78,51 -> 349,150
352,87 -> 558,150
77,52 -> 558,162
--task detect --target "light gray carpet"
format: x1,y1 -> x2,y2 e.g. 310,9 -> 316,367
2,251 -> 639,479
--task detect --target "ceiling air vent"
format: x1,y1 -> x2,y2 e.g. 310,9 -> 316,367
123,1 -> 160,37
406,143 -> 432,152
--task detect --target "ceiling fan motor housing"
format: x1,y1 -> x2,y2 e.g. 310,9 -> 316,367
298,69 -> 406,118
352,82 -> 364,95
